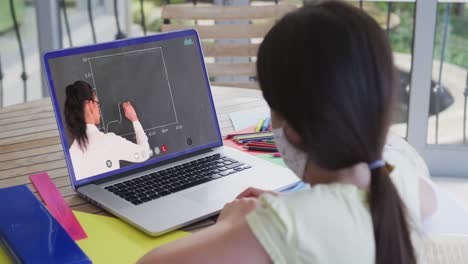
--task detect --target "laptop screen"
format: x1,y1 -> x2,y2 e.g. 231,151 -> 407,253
44,30 -> 222,188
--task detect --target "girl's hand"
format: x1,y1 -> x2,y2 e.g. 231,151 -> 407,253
236,187 -> 278,199
138,197 -> 270,264
123,101 -> 139,122
217,198 -> 258,226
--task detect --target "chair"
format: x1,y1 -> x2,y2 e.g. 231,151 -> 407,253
161,2 -> 296,89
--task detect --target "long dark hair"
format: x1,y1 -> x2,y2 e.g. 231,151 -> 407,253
257,2 -> 415,264
64,80 -> 95,150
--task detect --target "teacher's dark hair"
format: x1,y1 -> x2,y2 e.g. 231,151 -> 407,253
64,80 -> 95,150
257,2 -> 415,264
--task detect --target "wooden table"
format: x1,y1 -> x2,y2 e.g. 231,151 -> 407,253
0,86 -> 268,228
2,86 -> 467,259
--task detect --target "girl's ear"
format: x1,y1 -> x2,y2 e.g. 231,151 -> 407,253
270,110 -> 284,129
83,101 -> 94,120
284,123 -> 303,146
86,101 -> 94,115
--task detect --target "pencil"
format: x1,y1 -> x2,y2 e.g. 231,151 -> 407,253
233,132 -> 274,141
261,117 -> 271,132
226,131 -> 273,139
245,142 -> 277,148
255,119 -> 265,132
225,132 -> 260,139
238,137 -> 274,144
243,146 -> 278,152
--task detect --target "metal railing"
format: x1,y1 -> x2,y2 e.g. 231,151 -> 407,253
88,0 -> 97,43
0,55 -> 3,108
434,3 -> 451,144
8,0 -> 28,103
61,0 -> 73,47
139,0 -> 147,36
464,75 -> 468,143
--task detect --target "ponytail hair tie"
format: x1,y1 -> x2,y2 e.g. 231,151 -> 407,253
369,160 -> 386,170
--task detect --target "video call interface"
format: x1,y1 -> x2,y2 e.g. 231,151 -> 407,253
47,35 -> 220,182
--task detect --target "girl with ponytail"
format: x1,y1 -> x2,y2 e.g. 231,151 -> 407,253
139,1 -> 436,263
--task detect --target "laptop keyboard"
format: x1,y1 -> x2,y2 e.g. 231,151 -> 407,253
104,154 -> 251,205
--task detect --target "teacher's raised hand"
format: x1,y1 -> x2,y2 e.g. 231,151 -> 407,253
122,101 -> 139,122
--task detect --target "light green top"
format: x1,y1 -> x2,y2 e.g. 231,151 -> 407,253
247,140 -> 424,264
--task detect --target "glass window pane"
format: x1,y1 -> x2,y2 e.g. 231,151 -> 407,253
342,1 -> 417,139
427,1 -> 467,145
0,0 -> 40,106
0,1 -> 136,107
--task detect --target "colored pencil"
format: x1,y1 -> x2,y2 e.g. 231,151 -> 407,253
245,141 -> 276,146
245,144 -> 277,149
233,132 -> 274,140
243,146 -> 278,152
234,134 -> 273,140
238,137 -> 274,144
225,132 -> 257,139
245,142 -> 277,148
272,152 -> 282,157
255,119 -> 265,132
225,131 -> 272,139
261,117 -> 270,132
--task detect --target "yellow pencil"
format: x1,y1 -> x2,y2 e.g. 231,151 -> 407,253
255,119 -> 265,132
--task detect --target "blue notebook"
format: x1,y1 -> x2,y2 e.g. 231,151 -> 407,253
0,185 -> 91,264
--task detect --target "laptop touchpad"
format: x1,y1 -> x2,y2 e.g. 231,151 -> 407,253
183,182 -> 239,207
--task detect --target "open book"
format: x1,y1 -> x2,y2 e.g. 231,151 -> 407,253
424,235 -> 468,264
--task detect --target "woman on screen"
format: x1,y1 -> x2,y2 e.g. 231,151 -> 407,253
64,80 -> 151,180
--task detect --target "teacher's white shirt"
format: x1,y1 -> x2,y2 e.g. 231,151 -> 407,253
69,121 -> 151,180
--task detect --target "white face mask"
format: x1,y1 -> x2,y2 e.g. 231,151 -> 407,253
272,127 -> 308,179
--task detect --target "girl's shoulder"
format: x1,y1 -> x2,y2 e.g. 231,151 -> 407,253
261,183 -> 370,220
247,186 -> 375,263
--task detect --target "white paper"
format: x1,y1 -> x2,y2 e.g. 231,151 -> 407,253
229,108 -> 269,131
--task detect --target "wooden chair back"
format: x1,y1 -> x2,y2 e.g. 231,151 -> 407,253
161,3 -> 296,89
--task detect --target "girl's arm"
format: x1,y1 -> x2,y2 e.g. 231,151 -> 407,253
419,176 -> 437,219
387,132 -> 437,219
138,198 -> 271,264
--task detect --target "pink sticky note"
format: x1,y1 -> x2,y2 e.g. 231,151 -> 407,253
30,172 -> 87,241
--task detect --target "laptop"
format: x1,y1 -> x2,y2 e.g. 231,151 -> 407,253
43,29 -> 298,236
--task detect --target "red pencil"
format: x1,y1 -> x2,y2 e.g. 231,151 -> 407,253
225,131 -> 271,139
245,142 -> 277,148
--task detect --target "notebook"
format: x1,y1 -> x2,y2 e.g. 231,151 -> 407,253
0,185 -> 90,263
